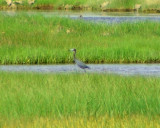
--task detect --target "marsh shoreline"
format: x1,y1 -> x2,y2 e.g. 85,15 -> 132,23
0,5 -> 160,13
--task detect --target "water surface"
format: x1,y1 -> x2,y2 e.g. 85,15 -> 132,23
1,10 -> 160,23
1,64 -> 160,76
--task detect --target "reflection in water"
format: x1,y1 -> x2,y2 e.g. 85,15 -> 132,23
1,64 -> 160,76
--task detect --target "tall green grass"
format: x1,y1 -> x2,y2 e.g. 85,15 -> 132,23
1,14 -> 160,64
0,73 -> 160,119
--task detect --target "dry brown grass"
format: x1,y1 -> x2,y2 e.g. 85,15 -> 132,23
145,0 -> 160,6
1,115 -> 160,128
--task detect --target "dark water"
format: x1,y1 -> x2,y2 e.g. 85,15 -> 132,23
1,64 -> 160,76
1,10 -> 160,23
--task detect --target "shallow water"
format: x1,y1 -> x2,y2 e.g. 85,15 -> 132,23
1,10 -> 160,23
1,64 -> 160,76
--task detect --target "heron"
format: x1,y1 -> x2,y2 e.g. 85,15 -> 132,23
70,48 -> 90,72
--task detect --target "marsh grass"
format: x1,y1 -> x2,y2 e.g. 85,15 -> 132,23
1,14 -> 160,64
0,72 -> 160,127
0,73 -> 160,118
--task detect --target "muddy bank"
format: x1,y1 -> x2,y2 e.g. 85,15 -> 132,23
0,5 -> 53,10
1,4 -> 160,13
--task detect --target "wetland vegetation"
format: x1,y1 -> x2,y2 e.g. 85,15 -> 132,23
0,72 -> 160,127
1,14 -> 160,64
1,1 -> 160,126
1,0 -> 160,12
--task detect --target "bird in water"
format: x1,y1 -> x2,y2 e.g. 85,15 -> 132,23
70,48 -> 90,72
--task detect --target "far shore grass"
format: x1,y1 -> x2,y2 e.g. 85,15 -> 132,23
1,14 -> 160,64
0,72 -> 160,127
1,0 -> 160,11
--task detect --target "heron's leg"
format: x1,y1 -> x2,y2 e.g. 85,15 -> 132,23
84,69 -> 86,73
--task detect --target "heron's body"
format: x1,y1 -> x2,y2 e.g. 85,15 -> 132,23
75,59 -> 90,69
70,49 -> 90,71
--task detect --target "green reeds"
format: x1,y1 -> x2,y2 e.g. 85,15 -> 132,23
0,14 -> 160,64
0,73 -> 160,125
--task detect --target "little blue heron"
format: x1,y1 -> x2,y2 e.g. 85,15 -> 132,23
70,49 -> 90,72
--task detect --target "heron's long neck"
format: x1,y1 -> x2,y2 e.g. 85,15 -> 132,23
73,51 -> 76,61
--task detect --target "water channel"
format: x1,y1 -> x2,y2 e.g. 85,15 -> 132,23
1,64 -> 160,76
1,10 -> 160,23
1,10 -> 160,76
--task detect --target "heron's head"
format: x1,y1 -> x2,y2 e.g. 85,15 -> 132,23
70,48 -> 76,52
